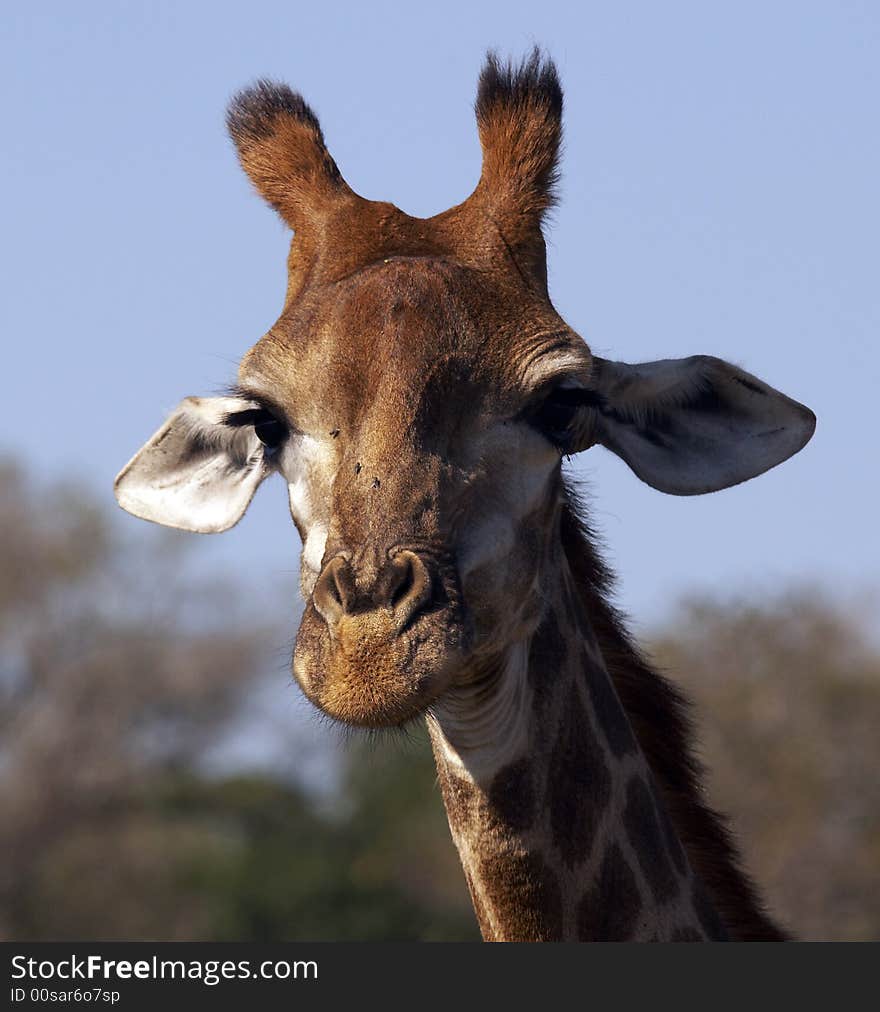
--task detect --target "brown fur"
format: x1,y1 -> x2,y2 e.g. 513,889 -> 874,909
560,491 -> 789,940
222,52 -> 789,939
577,843 -> 642,941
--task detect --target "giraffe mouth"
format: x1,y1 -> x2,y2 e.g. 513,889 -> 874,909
292,597 -> 470,727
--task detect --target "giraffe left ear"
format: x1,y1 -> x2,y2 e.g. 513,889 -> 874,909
585,355 -> 816,495
114,396 -> 276,532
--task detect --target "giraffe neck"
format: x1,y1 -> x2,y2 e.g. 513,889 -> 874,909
427,580 -> 728,942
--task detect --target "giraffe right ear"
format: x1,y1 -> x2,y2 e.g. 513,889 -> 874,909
114,396 -> 278,533
583,355 -> 816,495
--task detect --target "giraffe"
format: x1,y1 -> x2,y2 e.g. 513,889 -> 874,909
115,52 -> 815,940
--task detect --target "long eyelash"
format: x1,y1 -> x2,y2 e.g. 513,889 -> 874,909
224,407 -> 273,427
517,384 -> 599,422
224,383 -> 301,435
542,386 -> 602,410
226,383 -> 290,421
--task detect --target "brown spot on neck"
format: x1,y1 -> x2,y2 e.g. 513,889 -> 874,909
429,485 -> 784,942
622,777 -> 680,905
547,682 -> 611,869
577,843 -> 642,941
487,759 -> 537,833
559,488 -> 787,940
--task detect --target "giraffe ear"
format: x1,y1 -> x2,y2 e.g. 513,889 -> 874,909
227,80 -> 354,230
585,355 -> 816,495
114,396 -> 277,533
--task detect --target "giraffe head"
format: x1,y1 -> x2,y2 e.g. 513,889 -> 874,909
115,54 -> 815,728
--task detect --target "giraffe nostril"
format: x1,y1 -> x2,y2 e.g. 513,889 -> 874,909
313,556 -> 354,627
313,550 -> 433,633
325,576 -> 342,608
385,556 -> 415,609
385,551 -> 433,631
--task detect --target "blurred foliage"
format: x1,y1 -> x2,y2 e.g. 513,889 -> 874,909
0,459 -> 876,940
653,590 -> 880,941
16,758 -> 475,941
0,459 -> 474,941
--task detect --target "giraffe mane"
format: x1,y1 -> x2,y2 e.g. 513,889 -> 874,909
559,481 -> 790,941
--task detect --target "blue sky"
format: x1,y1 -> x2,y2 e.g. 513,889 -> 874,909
3,1 -> 878,634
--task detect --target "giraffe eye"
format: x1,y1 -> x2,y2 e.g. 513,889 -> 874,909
530,387 -> 587,448
224,406 -> 288,450
253,414 -> 287,449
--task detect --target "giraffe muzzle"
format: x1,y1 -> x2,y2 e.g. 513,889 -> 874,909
292,547 -> 468,728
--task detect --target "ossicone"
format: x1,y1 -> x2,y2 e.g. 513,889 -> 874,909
473,49 -> 563,230
226,79 -> 354,230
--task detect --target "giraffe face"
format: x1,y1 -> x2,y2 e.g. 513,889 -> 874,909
235,257 -> 592,726
114,57 -> 815,729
